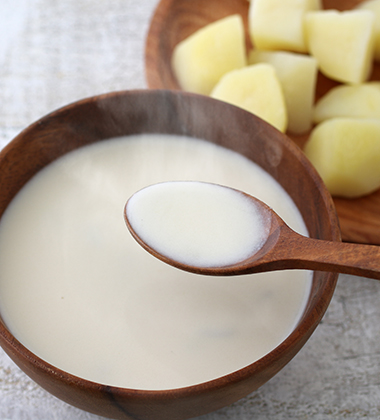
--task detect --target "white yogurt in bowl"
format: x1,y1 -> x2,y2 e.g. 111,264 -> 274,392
0,133 -> 311,390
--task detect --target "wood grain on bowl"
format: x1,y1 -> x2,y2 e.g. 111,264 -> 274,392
145,0 -> 380,245
0,90 -> 339,420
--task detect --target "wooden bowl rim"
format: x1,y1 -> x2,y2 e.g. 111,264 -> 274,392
0,89 -> 339,400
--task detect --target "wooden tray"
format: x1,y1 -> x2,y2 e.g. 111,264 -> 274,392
145,0 -> 380,244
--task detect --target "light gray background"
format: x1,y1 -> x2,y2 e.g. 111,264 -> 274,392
1,1 -> 380,419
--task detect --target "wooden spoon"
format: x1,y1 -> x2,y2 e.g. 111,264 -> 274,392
125,181 -> 380,279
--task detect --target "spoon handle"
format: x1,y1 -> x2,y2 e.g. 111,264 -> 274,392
276,230 -> 380,280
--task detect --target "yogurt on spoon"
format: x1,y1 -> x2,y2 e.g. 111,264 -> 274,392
125,181 -> 271,268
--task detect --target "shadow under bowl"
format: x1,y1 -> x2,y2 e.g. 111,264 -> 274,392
0,89 -> 339,420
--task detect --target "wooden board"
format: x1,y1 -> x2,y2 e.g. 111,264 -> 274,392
145,0 -> 380,244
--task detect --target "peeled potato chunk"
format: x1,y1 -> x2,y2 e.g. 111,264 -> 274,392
211,63 -> 288,132
305,10 -> 375,84
248,0 -> 321,53
357,0 -> 380,61
313,82 -> 380,123
304,118 -> 380,198
171,14 -> 246,96
249,50 -> 318,134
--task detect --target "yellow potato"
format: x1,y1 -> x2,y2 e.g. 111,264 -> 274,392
356,0 -> 380,61
313,82 -> 380,123
305,10 -> 375,84
248,50 -> 318,134
210,63 -> 288,132
248,0 -> 321,53
171,15 -> 246,96
304,118 -> 380,198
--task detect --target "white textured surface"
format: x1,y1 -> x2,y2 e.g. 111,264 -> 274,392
1,1 -> 380,419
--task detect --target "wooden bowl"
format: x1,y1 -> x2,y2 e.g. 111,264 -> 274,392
145,0 -> 380,245
0,90 -> 339,420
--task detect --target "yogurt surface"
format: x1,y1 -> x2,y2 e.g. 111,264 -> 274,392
0,134 -> 311,390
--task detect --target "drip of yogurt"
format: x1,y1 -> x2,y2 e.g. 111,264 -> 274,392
126,181 -> 271,268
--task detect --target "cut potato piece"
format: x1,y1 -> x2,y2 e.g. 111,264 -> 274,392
313,82 -> 380,123
304,118 -> 380,198
305,10 -> 375,84
171,14 -> 246,96
248,0 -> 321,53
357,0 -> 380,61
210,63 -> 287,132
249,50 -> 318,134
